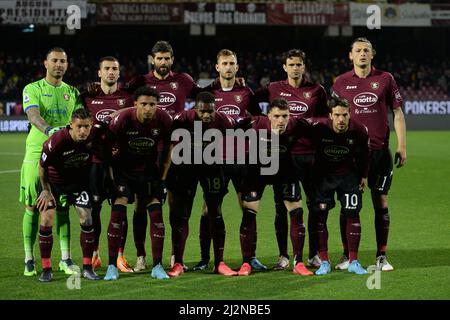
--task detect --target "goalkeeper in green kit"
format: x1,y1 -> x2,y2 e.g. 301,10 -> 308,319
20,47 -> 83,276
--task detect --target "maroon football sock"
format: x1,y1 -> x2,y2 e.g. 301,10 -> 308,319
340,212 -> 349,257
375,208 -> 390,256
316,210 -> 329,262
107,204 -> 126,266
346,217 -> 362,262
39,225 -> 53,269
289,208 -> 305,263
119,212 -> 128,254
91,204 -> 102,251
240,209 -> 256,260
199,214 -> 211,261
209,213 -> 226,266
147,203 -> 165,266
307,206 -> 319,259
274,202 -> 289,258
80,224 -> 95,266
133,209 -> 148,257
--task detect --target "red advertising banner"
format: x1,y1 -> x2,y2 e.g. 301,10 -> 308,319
96,3 -> 183,24
267,2 -> 349,26
183,2 -> 266,25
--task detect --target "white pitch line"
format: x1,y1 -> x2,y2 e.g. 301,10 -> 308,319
0,169 -> 20,174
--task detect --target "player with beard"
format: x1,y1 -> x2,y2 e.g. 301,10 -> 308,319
167,92 -> 238,277
37,109 -> 100,282
83,56 -> 134,273
307,97 -> 370,276
192,49 -> 265,272
20,47 -> 83,277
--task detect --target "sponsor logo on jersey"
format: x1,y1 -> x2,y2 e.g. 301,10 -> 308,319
303,92 -> 311,99
323,145 -> 350,161
42,94 -> 53,97
217,105 -> 240,116
126,131 -> 139,135
65,153 -> 90,167
353,92 -> 378,108
288,101 -> 309,115
24,94 -> 30,103
170,82 -> 178,90
91,100 -> 104,105
41,152 -> 47,162
63,94 -> 70,101
346,85 -> 357,89
370,82 -> 379,90
117,99 -> 126,107
159,92 -> 176,107
394,90 -> 402,101
96,109 -> 116,122
215,98 -> 223,102
280,92 -> 292,97
129,137 -> 155,153
63,149 -> 75,156
234,95 -> 242,103
151,128 -> 160,136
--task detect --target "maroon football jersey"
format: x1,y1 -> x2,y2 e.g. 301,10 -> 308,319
126,71 -> 201,116
40,128 -> 93,185
172,109 -> 236,164
255,79 -> 328,155
84,89 -> 134,126
332,67 -> 403,150
108,107 -> 172,173
250,116 -> 307,165
205,82 -> 261,161
308,118 -> 370,178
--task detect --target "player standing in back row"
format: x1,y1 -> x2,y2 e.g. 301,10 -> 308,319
332,37 -> 407,271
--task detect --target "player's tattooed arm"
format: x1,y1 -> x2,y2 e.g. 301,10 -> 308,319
36,164 -> 55,212
26,108 -> 53,135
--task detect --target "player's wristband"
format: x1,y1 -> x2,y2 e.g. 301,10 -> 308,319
44,126 -> 54,136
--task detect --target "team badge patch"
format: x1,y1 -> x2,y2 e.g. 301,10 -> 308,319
117,98 -> 125,107
234,95 -> 242,103
370,82 -> 379,90
63,94 -> 70,101
303,92 -> 311,99
170,82 -> 178,90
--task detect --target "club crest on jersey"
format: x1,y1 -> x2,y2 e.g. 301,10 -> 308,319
63,94 -> 70,101
370,82 -> 380,90
117,99 -> 126,107
303,92 -> 311,99
234,95 -> 242,103
170,82 -> 178,90
347,138 -> 354,145
151,128 -> 160,136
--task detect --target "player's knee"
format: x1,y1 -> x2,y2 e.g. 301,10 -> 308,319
242,190 -> 261,203
114,197 -> 128,206
375,207 -> 389,218
343,209 -> 360,219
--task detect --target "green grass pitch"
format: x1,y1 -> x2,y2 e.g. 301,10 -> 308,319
0,132 -> 449,300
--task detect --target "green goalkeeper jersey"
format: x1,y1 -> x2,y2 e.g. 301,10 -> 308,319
22,78 -> 83,160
